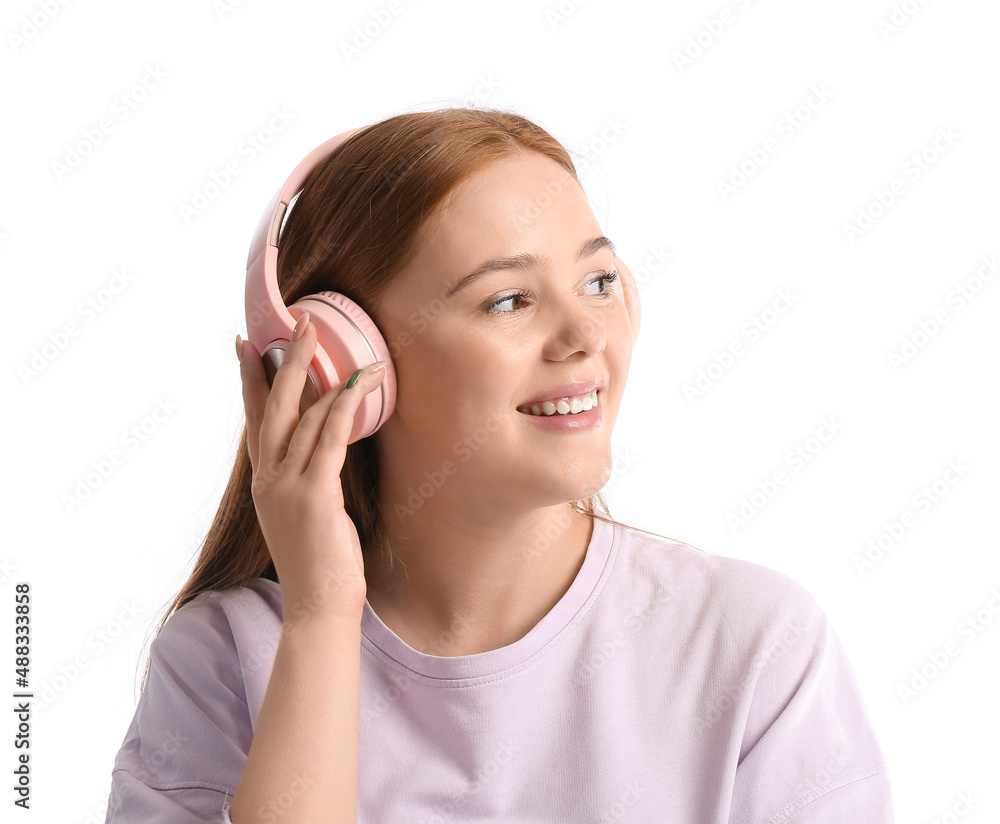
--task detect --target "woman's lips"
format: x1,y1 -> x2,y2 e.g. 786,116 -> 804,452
517,389 -> 599,417
517,391 -> 603,431
517,379 -> 604,409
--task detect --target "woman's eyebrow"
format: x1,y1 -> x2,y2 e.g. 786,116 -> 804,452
446,236 -> 616,297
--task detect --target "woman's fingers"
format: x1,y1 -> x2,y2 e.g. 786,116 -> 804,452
257,315 -> 317,472
305,363 -> 387,482
281,365 -> 348,468
238,314 -> 386,491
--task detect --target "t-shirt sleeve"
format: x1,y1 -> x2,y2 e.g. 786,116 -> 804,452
104,593 -> 251,823
728,576 -> 896,823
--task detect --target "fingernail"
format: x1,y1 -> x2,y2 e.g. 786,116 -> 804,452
292,311 -> 310,342
235,334 -> 244,363
345,368 -> 363,389
370,360 -> 387,372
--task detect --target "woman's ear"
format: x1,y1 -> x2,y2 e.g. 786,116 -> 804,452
615,256 -> 641,347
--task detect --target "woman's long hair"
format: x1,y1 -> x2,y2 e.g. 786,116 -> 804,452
140,106 -> 700,691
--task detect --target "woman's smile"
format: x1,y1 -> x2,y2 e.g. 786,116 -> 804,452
516,389 -> 603,431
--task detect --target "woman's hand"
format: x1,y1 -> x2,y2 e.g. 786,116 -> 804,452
237,312 -> 386,623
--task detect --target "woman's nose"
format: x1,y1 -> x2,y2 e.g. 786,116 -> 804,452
543,296 -> 607,359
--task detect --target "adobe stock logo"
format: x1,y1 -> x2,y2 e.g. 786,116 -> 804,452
682,287 -> 798,404
897,586 -> 1000,706
178,107 -> 295,222
7,0 -> 72,54
876,0 -> 934,40
841,126 -> 959,244
725,416 -> 845,532
886,255 -> 998,372
671,0 -> 757,73
340,0 -> 405,63
51,65 -> 170,183
853,458 -> 969,575
716,84 -> 833,202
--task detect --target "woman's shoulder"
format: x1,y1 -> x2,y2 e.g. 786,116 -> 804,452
153,578 -> 284,667
151,579 -> 285,721
612,521 -> 828,637
164,577 -> 282,629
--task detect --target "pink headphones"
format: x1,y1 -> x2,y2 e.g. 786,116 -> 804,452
245,127 -> 396,446
245,124 -> 641,445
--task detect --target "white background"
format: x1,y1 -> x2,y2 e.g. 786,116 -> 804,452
4,0 -> 998,820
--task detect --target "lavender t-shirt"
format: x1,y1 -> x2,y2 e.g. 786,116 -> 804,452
104,517 -> 895,822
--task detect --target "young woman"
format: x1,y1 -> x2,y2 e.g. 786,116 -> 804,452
104,107 -> 896,823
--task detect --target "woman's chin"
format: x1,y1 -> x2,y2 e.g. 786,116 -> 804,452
543,467 -> 613,504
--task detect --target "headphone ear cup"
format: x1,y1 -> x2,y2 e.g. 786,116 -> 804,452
616,257 -> 641,347
287,292 -> 397,444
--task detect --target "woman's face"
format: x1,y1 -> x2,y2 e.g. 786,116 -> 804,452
371,149 -> 635,511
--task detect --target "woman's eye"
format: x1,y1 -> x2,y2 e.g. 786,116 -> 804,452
583,270 -> 619,296
484,271 -> 618,315
486,291 -> 529,314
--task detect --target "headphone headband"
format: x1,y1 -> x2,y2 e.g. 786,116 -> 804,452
244,127 -> 365,357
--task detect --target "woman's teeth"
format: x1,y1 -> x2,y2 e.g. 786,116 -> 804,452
518,390 -> 600,417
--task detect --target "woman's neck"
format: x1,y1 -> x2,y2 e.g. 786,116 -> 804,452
364,504 -> 593,656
